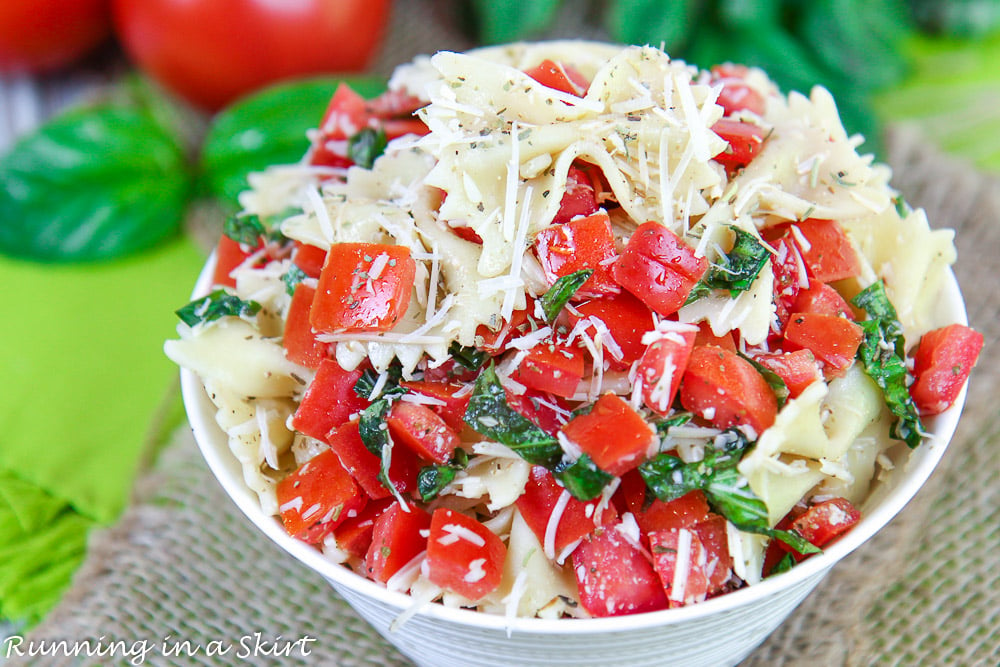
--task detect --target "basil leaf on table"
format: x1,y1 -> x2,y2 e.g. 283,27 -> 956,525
0,106 -> 191,262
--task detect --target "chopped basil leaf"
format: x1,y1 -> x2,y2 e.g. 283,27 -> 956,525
347,127 -> 388,169
539,269 -> 594,323
353,365 -> 405,400
553,453 -> 612,501
852,281 -> 924,448
358,399 -> 392,457
282,264 -> 309,296
653,412 -> 694,438
463,364 -> 561,467
685,226 -> 770,304
769,552 -> 796,577
175,290 -> 261,327
893,196 -> 910,218
448,341 -> 490,371
417,465 -> 458,502
223,213 -> 265,245
740,352 -> 790,408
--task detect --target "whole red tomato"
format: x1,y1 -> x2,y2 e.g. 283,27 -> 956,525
112,0 -> 391,111
0,0 -> 111,74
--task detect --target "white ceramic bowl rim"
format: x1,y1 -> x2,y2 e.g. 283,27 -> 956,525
181,254 -> 969,636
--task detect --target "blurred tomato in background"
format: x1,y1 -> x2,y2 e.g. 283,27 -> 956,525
0,0 -> 111,73
112,0 -> 392,110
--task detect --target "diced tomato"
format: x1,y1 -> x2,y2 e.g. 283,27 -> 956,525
475,303 -> 531,353
693,321 -> 737,353
572,523 -> 669,617
419,359 -> 481,384
612,222 -> 708,317
525,59 -> 589,96
636,329 -> 697,415
570,290 -> 656,369
506,389 -> 570,434
690,514 -> 733,594
292,241 -> 328,279
291,359 -> 369,441
308,82 -> 369,168
311,243 -> 416,333
516,466 -> 617,558
449,224 -> 485,245
781,497 -> 861,560
332,497 -> 394,559
762,507 -> 805,573
680,346 -> 778,435
276,449 -> 367,544
711,119 -> 766,169
649,528 -> 710,607
793,282 -> 854,319
213,234 -> 261,288
559,393 -> 656,476
791,219 -> 860,283
710,64 -> 766,117
387,401 -> 460,465
366,89 -> 426,123
425,508 -> 507,600
553,164 -> 600,225
283,284 -> 331,369
751,349 -> 822,398
399,380 -> 470,432
534,212 -> 621,298
509,342 -> 586,399
617,471 -> 710,539
783,312 -> 863,378
365,502 -> 431,584
770,235 -> 807,331
910,323 -> 983,415
326,420 -> 420,500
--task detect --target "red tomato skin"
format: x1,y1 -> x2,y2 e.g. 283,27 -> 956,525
516,466 -> 617,557
637,329 -> 697,415
791,219 -> 861,283
751,349 -> 822,398
711,120 -> 766,169
293,241 -> 328,279
276,449 -> 367,544
387,401 -> 460,465
649,528 -> 710,607
326,420 -> 419,500
475,304 -> 531,353
291,359 -> 369,441
525,59 -> 590,96
510,343 -> 586,399
311,243 -> 416,333
112,0 -> 390,110
690,514 -> 733,594
770,236 -> 807,332
426,509 -> 507,600
365,502 -> 431,584
693,321 -> 737,353
559,393 -> 656,476
680,346 -> 778,435
283,284 -> 331,369
0,0 -> 110,74
793,282 -> 854,319
571,291 -> 656,369
535,213 -> 621,298
552,165 -> 600,225
332,497 -> 394,559
612,222 -> 708,317
213,234 -> 261,288
399,381 -> 471,432
572,524 -> 669,617
506,390 -> 570,435
781,498 -> 861,560
710,64 -> 766,117
617,471 -> 710,540
783,312 -> 863,378
910,324 -> 984,415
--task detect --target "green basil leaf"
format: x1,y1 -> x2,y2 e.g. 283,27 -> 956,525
199,77 -> 386,205
353,365 -> 406,401
553,454 -> 613,501
653,412 -> 694,438
768,552 -> 797,576
448,342 -> 490,371
223,213 -> 265,245
0,106 -> 190,262
358,399 -> 392,457
347,127 -> 388,170
685,226 -> 770,304
540,269 -> 593,323
417,465 -> 458,502
638,453 -> 705,502
175,289 -> 261,327
282,264 -> 309,296
463,364 -> 561,467
740,352 -> 790,408
470,0 -> 562,44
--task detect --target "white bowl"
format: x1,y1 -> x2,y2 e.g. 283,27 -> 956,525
181,255 -> 969,667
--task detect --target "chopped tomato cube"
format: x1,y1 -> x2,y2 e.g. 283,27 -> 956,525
311,243 -> 416,333
751,349 -> 822,398
291,359 -> 369,441
283,284 -> 331,369
292,241 -> 328,278
791,219 -> 860,283
525,59 -> 589,96
910,323 -> 983,415
553,164 -> 600,225
649,527 -> 710,607
213,234 -> 261,288
475,303 -> 531,352
559,393 -> 656,476
770,235 -> 807,331
680,345 -> 778,435
690,514 -> 733,594
793,282 -> 854,319
516,466 -> 617,559
572,523 -> 669,617
332,497 -> 394,559
570,290 -> 656,369
308,83 -> 369,168
781,497 -> 861,560
506,389 -> 570,434
711,119 -> 766,169
693,321 -> 737,353
510,342 -> 586,399
365,502 -> 431,584
617,471 -> 709,539
710,64 -> 766,117
783,312 -> 863,378
612,222 -> 708,317
326,420 -> 420,500
637,329 -> 697,415
426,508 -> 506,600
534,212 -> 620,298
399,380 -> 470,432
387,401 -> 460,464
276,449 -> 367,544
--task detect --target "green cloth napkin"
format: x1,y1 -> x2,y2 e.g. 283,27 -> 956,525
0,236 -> 205,623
